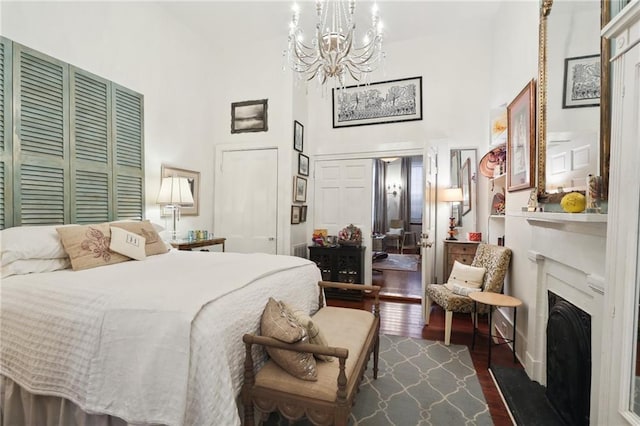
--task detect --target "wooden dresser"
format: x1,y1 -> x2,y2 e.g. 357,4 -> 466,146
443,240 -> 480,281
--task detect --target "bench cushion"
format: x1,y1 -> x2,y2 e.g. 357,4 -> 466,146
255,306 -> 375,402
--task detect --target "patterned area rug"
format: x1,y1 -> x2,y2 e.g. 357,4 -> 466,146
266,334 -> 492,425
373,254 -> 420,272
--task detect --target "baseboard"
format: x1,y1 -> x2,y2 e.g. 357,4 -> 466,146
489,368 -> 517,426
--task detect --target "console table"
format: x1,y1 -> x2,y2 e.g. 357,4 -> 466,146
171,237 -> 226,252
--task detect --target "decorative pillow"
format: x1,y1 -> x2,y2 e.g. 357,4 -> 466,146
451,283 -> 482,297
1,224 -> 77,264
387,227 -> 403,235
110,220 -> 168,256
109,227 -> 146,261
282,302 -> 333,362
260,298 -> 317,381
2,258 -> 71,278
56,223 -> 130,271
445,261 -> 486,291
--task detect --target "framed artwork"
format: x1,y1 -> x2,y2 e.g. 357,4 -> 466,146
291,205 -> 301,224
507,79 -> 536,192
298,153 -> 309,176
293,176 -> 307,202
332,76 -> 423,128
300,205 -> 307,223
160,165 -> 200,216
562,54 -> 600,109
231,99 -> 268,133
461,158 -> 472,216
489,105 -> 508,146
294,120 -> 304,152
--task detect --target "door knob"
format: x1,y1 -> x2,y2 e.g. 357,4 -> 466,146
421,241 -> 433,248
268,237 -> 275,241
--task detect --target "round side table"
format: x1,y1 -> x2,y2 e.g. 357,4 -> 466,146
469,292 -> 523,368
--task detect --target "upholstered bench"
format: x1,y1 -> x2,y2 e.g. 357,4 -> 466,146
242,281 -> 380,426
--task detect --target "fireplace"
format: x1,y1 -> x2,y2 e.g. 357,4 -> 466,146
546,291 -> 592,426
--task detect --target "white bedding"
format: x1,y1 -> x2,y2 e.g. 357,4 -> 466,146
0,250 -> 321,425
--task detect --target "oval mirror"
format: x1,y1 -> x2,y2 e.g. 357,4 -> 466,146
537,0 -> 610,202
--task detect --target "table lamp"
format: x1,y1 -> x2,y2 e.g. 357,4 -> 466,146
441,187 -> 463,240
156,176 -> 194,241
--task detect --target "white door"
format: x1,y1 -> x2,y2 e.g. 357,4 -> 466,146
422,148 -> 438,320
216,148 -> 278,253
314,159 -> 373,284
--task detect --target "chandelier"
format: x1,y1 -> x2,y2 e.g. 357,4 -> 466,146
286,0 -> 384,86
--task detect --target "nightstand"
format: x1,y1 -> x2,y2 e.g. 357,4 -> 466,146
170,237 -> 226,252
443,240 -> 480,280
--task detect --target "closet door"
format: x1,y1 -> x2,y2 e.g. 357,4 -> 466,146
112,84 -> 144,220
70,67 -> 112,224
0,37 -> 12,229
12,43 -> 70,226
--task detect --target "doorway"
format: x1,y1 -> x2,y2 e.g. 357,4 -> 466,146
371,155 -> 424,301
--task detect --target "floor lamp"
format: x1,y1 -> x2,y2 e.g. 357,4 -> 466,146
441,187 -> 463,241
156,176 -> 194,241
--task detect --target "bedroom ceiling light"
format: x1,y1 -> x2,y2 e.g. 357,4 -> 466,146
157,176 -> 194,241
285,0 -> 385,86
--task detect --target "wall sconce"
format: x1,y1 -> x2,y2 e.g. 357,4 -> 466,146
387,183 -> 402,196
156,176 -> 194,241
441,187 -> 463,240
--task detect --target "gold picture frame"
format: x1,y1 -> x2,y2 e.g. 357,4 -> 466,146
507,80 -> 536,192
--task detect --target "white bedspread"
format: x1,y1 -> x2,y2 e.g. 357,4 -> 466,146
0,250 -> 321,425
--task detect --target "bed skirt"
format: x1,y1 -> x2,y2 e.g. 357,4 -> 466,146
0,377 -> 134,426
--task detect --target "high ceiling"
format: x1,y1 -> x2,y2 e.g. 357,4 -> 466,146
160,1 -> 504,50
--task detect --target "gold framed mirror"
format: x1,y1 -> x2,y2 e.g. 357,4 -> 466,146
537,0 -> 610,202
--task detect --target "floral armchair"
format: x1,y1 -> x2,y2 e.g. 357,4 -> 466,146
424,244 -> 512,345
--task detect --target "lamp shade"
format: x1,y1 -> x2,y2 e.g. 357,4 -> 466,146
441,187 -> 463,202
156,176 -> 194,206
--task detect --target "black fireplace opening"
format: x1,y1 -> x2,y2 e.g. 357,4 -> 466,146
546,291 -> 592,426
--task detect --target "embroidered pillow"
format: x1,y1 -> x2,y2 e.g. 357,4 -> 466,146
281,302 -> 333,362
110,220 -> 168,256
56,223 -> 130,271
445,261 -> 486,292
260,298 -> 317,381
110,227 -> 146,261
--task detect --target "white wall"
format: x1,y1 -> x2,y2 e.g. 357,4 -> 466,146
1,1 -> 218,239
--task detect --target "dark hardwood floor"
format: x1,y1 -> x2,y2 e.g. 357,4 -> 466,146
327,255 -> 519,426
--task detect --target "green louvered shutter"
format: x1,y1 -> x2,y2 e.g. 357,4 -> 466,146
13,43 -> 69,226
112,84 -> 144,220
0,37 -> 13,229
70,67 -> 112,224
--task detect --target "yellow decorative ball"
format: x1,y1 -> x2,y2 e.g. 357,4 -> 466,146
560,192 -> 586,213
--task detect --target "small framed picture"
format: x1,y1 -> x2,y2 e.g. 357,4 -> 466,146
293,120 -> 304,152
293,176 -> 307,202
300,205 -> 307,222
231,99 -> 268,133
298,153 -> 309,176
291,205 -> 301,224
562,54 -> 600,109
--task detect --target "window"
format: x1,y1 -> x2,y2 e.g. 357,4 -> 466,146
410,156 -> 423,224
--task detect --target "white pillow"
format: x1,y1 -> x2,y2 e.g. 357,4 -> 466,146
1,224 -> 76,264
109,227 -> 146,261
2,258 -> 71,278
445,261 -> 486,291
451,283 -> 482,297
387,227 -> 403,235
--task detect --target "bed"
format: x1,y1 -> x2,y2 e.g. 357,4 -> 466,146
0,223 -> 322,425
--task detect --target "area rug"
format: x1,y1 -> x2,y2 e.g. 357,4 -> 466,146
373,254 -> 420,272
266,334 -> 492,425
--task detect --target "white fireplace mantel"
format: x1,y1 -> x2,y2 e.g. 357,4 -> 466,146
525,215 -> 607,423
